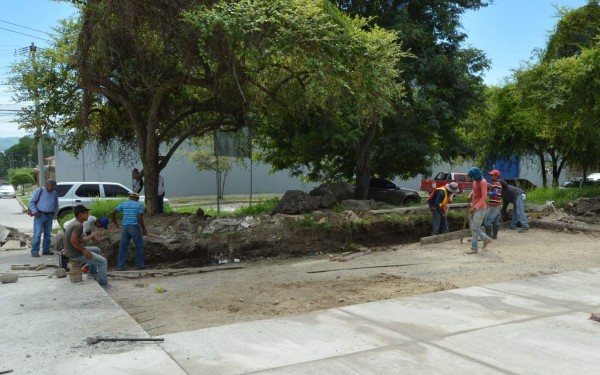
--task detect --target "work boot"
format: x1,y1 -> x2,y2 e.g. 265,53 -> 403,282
485,226 -> 492,238
492,224 -> 499,240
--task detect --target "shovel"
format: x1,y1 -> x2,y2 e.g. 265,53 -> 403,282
86,336 -> 164,345
459,209 -> 470,244
546,200 -> 557,214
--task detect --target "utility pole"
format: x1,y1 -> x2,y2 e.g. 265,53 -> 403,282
30,42 -> 45,186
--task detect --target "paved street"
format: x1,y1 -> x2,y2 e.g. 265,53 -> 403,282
0,196 -> 34,234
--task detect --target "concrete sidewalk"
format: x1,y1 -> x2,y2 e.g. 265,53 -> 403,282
159,269 -> 600,374
2,246 -> 600,374
0,250 -> 186,375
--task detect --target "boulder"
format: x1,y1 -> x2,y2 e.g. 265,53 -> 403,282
271,190 -> 321,215
0,225 -> 9,243
0,273 -> 18,284
52,269 -> 67,278
1,240 -> 23,250
309,182 -> 355,208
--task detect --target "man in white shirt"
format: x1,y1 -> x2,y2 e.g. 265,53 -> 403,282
63,214 -> 109,235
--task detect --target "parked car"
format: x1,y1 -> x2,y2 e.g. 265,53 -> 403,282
366,178 -> 421,206
56,181 -> 154,219
0,183 -> 16,198
586,173 -> 600,181
420,172 -> 472,194
560,177 -> 600,189
503,178 -> 536,192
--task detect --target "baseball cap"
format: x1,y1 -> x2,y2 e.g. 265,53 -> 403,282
446,182 -> 459,194
74,205 -> 90,216
488,169 -> 501,177
46,179 -> 57,187
98,216 -> 109,230
130,192 -> 139,198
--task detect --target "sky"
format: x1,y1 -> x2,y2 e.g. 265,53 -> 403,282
0,0 -> 592,138
461,0 -> 589,86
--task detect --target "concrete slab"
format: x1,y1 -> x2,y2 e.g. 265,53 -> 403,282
248,342 -> 510,375
0,266 -> 185,375
4,241 -> 600,374
437,312 -> 600,374
159,269 -> 600,375
338,285 -> 570,341
159,308 -> 416,375
486,269 -> 600,308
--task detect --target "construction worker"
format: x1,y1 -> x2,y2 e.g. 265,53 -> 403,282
466,166 -> 492,254
485,170 -> 503,239
427,182 -> 459,236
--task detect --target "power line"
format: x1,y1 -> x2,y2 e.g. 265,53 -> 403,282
0,26 -> 51,43
0,19 -> 52,36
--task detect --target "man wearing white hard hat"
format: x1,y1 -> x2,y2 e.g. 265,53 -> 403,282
426,182 -> 459,236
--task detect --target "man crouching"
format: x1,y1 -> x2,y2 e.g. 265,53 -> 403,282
63,205 -> 109,288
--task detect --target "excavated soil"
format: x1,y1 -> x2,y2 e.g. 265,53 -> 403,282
102,206 -> 600,336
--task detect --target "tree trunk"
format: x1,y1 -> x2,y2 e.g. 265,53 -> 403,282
551,154 -> 566,187
140,115 -> 161,216
536,150 -> 547,188
354,125 -> 377,200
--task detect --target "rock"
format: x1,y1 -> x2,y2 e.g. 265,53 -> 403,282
309,182 -> 355,209
309,182 -> 355,201
1,240 -> 23,250
0,225 -> 9,242
0,273 -> 18,284
271,190 -> 321,215
53,269 -> 67,278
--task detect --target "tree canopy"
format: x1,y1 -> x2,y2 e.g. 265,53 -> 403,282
9,0 -> 407,207
470,0 -> 600,186
332,0 -> 490,179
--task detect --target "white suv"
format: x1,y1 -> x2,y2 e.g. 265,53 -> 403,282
55,182 -> 145,219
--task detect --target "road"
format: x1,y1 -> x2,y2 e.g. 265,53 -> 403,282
0,197 -> 35,234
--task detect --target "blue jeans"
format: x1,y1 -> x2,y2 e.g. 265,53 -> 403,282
118,225 -> 144,269
431,210 -> 448,235
470,208 -> 490,250
485,206 -> 502,227
70,247 -> 108,286
31,213 -> 54,255
510,193 -> 529,229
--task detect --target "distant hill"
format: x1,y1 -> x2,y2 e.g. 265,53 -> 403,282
0,137 -> 21,152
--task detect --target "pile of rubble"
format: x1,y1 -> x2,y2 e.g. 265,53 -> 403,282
0,224 -> 30,251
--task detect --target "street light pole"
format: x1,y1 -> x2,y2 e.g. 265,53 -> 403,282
30,42 -> 45,186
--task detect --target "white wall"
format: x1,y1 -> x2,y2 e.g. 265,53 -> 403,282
55,143 -> 318,197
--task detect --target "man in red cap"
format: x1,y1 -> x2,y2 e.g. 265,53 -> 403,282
485,170 -> 503,239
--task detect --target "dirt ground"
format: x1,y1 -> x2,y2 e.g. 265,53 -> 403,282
106,210 -> 600,337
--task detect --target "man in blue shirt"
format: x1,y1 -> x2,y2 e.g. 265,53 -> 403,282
111,192 -> 148,270
29,179 -> 59,257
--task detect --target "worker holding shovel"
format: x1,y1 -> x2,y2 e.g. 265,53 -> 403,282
427,182 -> 459,236
466,167 -> 492,254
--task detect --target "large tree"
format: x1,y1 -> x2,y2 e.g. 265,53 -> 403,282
331,0 -> 490,180
10,0 -> 405,207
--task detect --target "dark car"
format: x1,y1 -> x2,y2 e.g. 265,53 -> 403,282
366,178 -> 421,205
503,178 -> 536,192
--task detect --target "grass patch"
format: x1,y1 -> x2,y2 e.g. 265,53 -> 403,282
526,186 -> 600,208
171,198 -> 277,217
